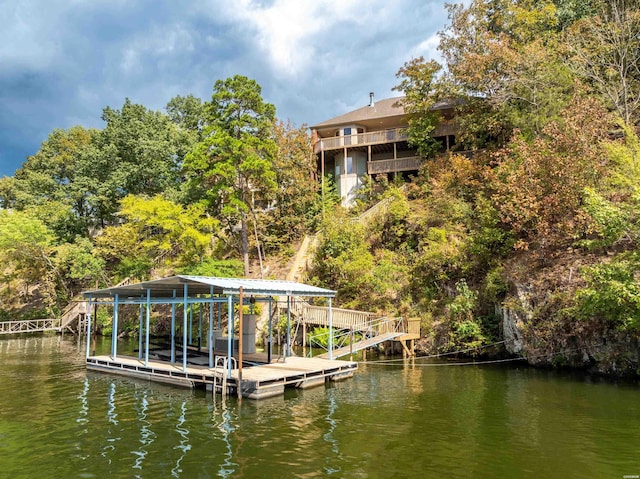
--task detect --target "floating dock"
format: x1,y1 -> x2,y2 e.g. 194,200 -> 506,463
82,276 -> 356,400
87,354 -> 357,399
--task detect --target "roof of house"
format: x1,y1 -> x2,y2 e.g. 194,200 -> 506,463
83,275 -> 337,299
310,96 -> 458,131
311,97 -> 405,130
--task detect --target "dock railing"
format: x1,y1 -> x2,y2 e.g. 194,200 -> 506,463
0,318 -> 60,335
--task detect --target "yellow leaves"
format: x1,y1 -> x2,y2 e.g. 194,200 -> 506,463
98,194 -> 218,268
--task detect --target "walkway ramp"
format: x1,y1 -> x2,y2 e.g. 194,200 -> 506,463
0,319 -> 60,335
317,331 -> 404,359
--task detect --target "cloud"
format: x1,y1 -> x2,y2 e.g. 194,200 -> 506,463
0,0 -> 449,177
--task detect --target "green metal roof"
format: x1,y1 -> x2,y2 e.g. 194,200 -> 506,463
82,275 -> 336,299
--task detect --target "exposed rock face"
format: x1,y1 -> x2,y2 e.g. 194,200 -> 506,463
499,281 -> 640,377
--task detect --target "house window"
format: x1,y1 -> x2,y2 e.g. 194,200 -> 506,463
346,157 -> 354,174
335,164 -> 341,176
344,127 -> 351,146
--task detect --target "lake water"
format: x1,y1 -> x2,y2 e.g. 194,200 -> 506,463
0,334 -> 638,478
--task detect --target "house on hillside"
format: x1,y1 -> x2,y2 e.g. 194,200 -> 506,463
310,93 -> 458,206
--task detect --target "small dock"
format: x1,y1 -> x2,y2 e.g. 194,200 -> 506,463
86,354 -> 357,399
82,276 -> 359,400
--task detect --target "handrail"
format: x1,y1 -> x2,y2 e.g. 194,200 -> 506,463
305,316 -> 404,357
0,318 -> 60,335
315,128 -> 409,153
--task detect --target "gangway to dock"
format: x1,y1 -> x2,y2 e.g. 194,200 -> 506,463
317,331 -> 404,359
0,318 -> 60,335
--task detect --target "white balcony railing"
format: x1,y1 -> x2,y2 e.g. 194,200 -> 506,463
314,128 -> 409,153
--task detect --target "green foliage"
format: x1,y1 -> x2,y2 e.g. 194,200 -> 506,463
447,280 -> 486,349
54,237 -> 105,282
575,255 -> 640,332
178,258 -> 244,278
393,57 -> 443,157
166,94 -> 205,138
184,75 -> 277,275
576,187 -> 630,250
0,210 -> 54,287
97,194 -> 217,273
259,120 -> 317,252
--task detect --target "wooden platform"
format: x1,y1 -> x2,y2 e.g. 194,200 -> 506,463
86,354 -> 357,400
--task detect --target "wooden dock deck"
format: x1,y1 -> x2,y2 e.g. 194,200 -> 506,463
86,354 -> 357,400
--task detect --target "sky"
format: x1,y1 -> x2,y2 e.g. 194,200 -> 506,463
0,0 -> 448,178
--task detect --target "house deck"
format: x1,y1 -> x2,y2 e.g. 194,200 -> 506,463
86,354 -> 357,400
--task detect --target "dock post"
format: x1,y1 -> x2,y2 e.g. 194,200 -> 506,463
111,293 -> 119,359
183,283 -> 188,372
85,296 -> 92,358
198,302 -> 203,352
145,288 -> 151,367
268,297 -> 272,363
138,300 -> 144,360
350,327 -> 353,361
227,294 -> 233,381
171,290 -> 176,364
303,321 -> 306,357
209,286 -> 214,368
286,296 -> 291,358
238,287 -> 243,401
328,297 -> 333,360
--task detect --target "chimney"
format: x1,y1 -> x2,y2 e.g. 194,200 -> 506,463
369,91 -> 375,107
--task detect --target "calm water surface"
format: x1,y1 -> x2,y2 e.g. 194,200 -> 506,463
0,335 -> 638,478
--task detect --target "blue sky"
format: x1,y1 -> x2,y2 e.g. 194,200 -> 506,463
0,0 -> 447,178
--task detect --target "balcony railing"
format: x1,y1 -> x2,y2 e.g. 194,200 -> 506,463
367,156 -> 424,174
314,128 -> 409,153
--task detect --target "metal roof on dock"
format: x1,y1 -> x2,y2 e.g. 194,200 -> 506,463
82,275 -> 336,299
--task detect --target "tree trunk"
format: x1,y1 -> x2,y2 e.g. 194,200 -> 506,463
241,214 -> 250,276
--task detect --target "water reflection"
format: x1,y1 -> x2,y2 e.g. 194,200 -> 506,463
323,391 -> 341,475
1,335 -> 639,478
171,400 -> 191,478
213,401 -> 238,478
132,390 -> 155,474
101,383 -> 120,465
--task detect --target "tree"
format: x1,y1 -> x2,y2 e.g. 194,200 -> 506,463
438,0 -> 575,144
489,97 -> 611,247
166,94 -> 206,139
393,57 -> 444,157
565,0 -> 640,126
259,120 -> 317,252
0,210 -> 55,299
91,99 -> 191,225
97,195 -> 218,278
185,76 -> 277,276
11,126 -> 97,240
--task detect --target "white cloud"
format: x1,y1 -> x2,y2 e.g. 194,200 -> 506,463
211,0 -> 383,77
411,33 -> 441,62
0,1 -> 64,71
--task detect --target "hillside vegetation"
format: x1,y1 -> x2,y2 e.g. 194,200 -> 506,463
1,0 -> 639,375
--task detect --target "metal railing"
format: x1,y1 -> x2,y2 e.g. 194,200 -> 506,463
306,316 -> 405,357
0,319 -> 60,335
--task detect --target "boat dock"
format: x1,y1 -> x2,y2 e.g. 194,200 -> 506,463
82,275 -> 357,400
86,354 -> 357,399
